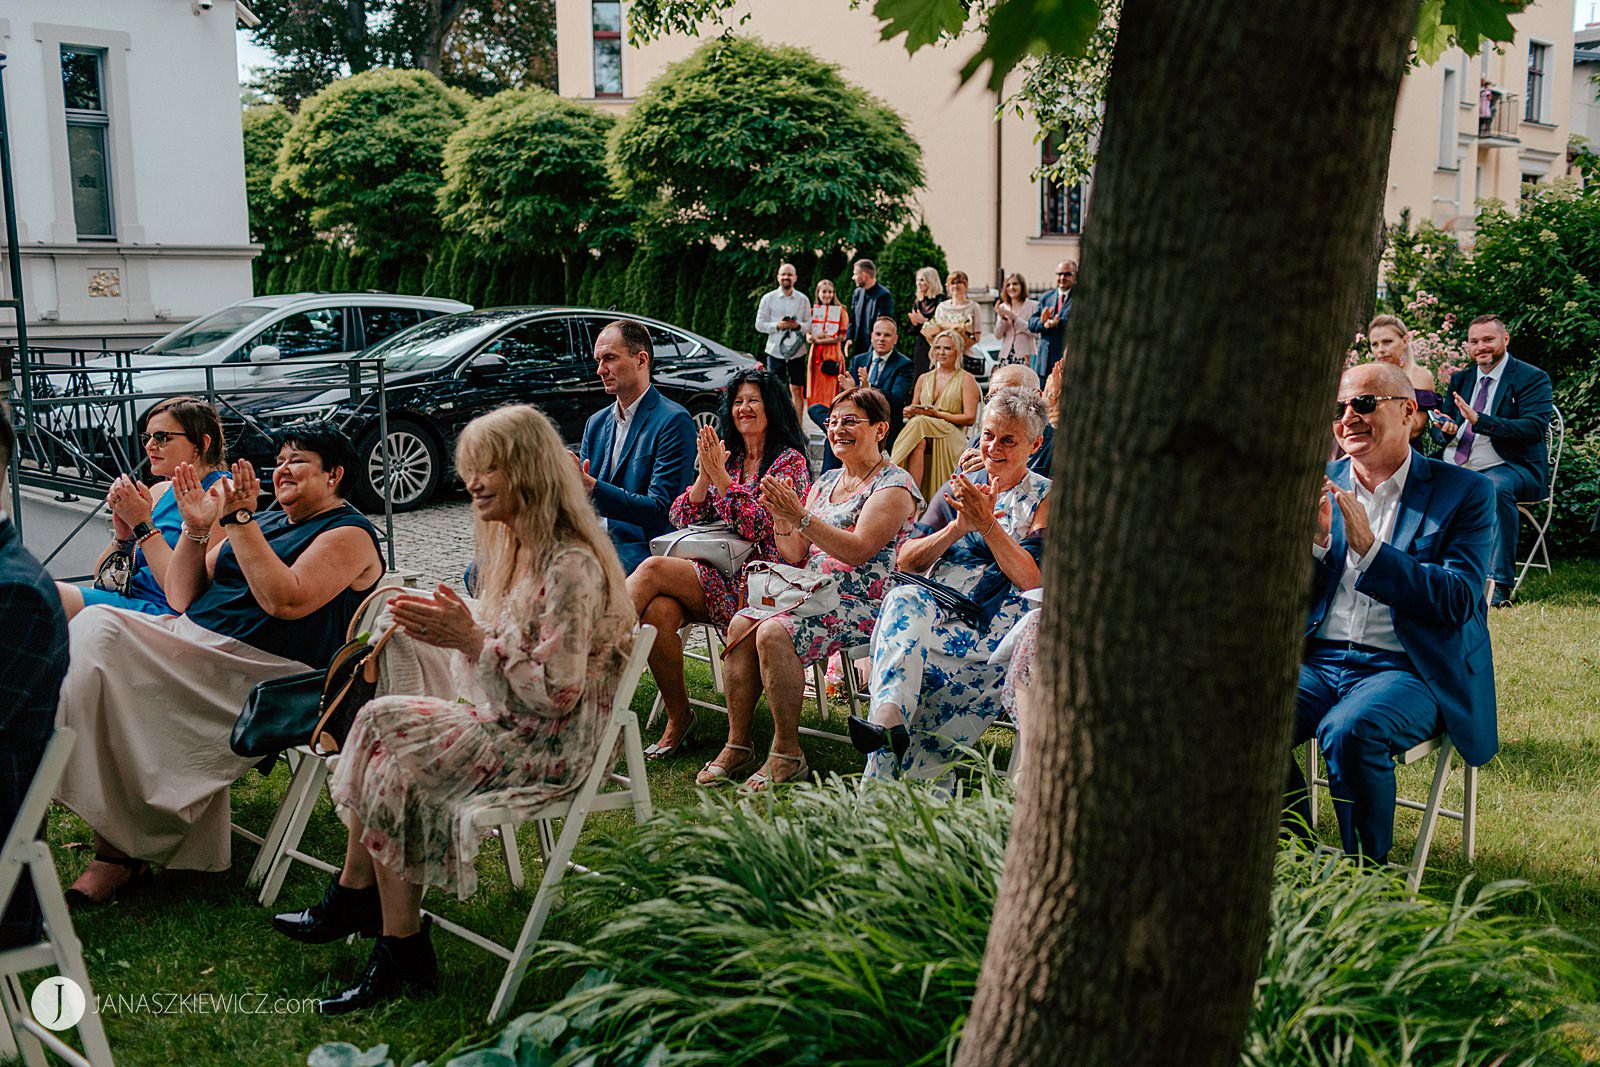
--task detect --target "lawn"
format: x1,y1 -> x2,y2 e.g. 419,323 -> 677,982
14,562 -> 1600,1066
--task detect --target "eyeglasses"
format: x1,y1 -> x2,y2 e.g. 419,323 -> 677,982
825,416 -> 869,430
140,431 -> 193,446
1333,394 -> 1409,418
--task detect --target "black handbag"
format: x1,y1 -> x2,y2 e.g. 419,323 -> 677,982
820,358 -> 840,376
888,571 -> 985,631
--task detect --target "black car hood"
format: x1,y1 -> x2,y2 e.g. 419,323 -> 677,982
655,352 -> 759,391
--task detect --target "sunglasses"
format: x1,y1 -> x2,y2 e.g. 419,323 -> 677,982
1333,394 -> 1409,418
140,431 -> 193,446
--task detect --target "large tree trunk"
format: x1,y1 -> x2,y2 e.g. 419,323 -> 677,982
955,3 -> 1419,1066
343,0 -> 371,72
420,0 -> 472,75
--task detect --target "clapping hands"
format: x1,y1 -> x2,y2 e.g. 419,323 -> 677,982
758,474 -> 807,527
106,476 -> 154,538
948,471 -> 999,536
697,425 -> 733,492
172,460 -> 259,531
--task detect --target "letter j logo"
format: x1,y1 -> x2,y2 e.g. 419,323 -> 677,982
31,976 -> 87,1031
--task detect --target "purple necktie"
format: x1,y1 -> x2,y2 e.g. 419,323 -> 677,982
1452,376 -> 1492,465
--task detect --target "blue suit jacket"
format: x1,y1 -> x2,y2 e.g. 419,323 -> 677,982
580,387 -> 696,574
1306,453 -> 1498,766
850,349 -> 915,445
1439,356 -> 1553,491
0,518 -> 69,948
1027,289 -> 1071,373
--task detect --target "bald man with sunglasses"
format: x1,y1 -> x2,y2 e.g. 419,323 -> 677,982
1286,362 -> 1498,866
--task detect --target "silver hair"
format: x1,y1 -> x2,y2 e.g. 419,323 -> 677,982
984,387 -> 1049,442
988,364 -> 1040,393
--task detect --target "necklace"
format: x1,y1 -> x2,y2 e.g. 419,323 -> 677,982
836,456 -> 885,499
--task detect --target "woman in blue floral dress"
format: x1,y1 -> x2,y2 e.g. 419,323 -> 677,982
627,370 -> 809,758
853,389 -> 1051,785
698,387 -> 921,790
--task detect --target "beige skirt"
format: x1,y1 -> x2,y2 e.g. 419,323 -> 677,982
54,607 -> 310,871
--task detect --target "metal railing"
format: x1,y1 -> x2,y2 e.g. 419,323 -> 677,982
1477,91 -> 1520,143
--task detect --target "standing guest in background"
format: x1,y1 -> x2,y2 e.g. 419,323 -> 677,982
891,330 -> 981,500
1432,314 -> 1553,607
754,263 -> 813,420
57,396 -> 228,618
924,272 -> 980,356
577,319 -> 697,574
1029,260 -> 1075,378
1367,314 -> 1438,442
906,267 -> 943,379
846,259 -> 894,360
0,405 -> 70,950
628,369 -> 810,759
806,279 -> 849,415
992,273 -> 1039,368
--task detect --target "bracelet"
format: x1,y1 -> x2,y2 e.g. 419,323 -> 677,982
136,527 -> 163,546
181,523 -> 212,544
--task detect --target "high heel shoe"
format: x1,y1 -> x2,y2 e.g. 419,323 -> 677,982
644,713 -> 699,760
847,716 -> 910,761
272,871 -> 381,943
64,854 -> 152,911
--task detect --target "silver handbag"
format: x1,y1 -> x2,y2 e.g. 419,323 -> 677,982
650,524 -> 757,577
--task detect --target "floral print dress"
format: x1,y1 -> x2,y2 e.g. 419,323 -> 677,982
865,468 -> 1049,784
668,447 -> 810,630
329,545 -> 627,899
734,462 -> 922,666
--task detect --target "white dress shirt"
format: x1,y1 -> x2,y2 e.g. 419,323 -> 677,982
1453,356 -> 1508,471
608,387 -> 650,478
1312,450 -> 1412,652
754,288 -> 813,358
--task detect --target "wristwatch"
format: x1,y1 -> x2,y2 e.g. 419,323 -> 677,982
219,509 -> 255,528
130,520 -> 160,545
796,512 -> 814,532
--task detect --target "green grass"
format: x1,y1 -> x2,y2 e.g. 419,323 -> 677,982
16,562 -> 1600,1065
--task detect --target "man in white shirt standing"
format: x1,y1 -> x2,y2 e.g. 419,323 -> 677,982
754,263 -> 812,419
1433,314 -> 1553,607
1287,362 -> 1498,865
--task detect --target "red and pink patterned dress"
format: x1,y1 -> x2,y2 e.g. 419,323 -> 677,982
668,446 -> 810,630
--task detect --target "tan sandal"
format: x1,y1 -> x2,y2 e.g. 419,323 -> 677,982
696,742 -> 757,786
740,749 -> 809,794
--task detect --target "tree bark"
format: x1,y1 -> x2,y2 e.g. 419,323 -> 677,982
954,3 -> 1419,1066
421,0 -> 472,75
343,0 -> 371,72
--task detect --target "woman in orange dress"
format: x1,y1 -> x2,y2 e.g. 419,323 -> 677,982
806,279 -> 849,411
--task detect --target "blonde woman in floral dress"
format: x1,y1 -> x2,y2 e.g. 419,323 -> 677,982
271,404 -> 634,1016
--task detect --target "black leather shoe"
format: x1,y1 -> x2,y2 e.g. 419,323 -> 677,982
847,716 -> 910,760
272,872 -> 381,944
318,923 -> 438,1016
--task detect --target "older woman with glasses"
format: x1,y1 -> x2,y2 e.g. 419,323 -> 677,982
56,396 -> 228,618
696,388 -> 920,790
852,388 -> 1050,785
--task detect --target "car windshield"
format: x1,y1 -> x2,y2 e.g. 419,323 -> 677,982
366,312 -> 528,373
144,305 -> 275,356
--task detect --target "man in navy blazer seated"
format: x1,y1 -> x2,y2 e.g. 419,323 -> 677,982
1287,361 -> 1497,865
1432,314 -> 1553,607
810,316 -> 914,473
576,319 -> 697,574
0,405 -> 71,949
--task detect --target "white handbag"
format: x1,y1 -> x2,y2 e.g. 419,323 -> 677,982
650,524 -> 756,577
744,561 -> 840,619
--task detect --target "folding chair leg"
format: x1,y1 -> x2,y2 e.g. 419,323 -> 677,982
17,845 -> 117,1067
618,710 -> 654,824
1406,740 -> 1455,895
811,662 -> 829,722
842,655 -> 863,719
707,626 -> 725,695
245,752 -> 303,889
499,824 -> 525,890
1462,763 -> 1478,863
1307,740 -> 1320,828
259,757 -> 331,907
0,972 -> 45,1066
646,691 -> 665,732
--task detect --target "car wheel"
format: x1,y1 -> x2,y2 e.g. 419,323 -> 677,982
355,419 -> 442,512
690,403 -> 719,433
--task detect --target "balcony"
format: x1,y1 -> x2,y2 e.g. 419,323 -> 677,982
1476,91 -> 1519,147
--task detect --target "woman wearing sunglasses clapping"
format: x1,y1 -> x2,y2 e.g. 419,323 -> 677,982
55,396 -> 228,619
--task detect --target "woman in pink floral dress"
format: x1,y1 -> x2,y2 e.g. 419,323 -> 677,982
695,387 -> 921,790
270,404 -> 635,1016
627,369 -> 810,759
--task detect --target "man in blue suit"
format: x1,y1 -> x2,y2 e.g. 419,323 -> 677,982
576,319 -> 697,574
0,405 -> 71,949
1433,314 -> 1553,607
810,316 -> 914,473
1027,259 -> 1075,378
1288,362 -> 1497,865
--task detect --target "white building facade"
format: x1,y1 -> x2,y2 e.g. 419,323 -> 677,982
0,0 -> 257,346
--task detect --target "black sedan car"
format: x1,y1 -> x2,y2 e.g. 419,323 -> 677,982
229,307 -> 760,511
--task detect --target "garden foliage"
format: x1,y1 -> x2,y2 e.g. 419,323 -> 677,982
310,773 -> 1599,1067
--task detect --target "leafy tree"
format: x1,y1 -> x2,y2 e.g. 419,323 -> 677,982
241,104 -> 309,259
610,37 -> 923,267
672,245 -> 710,328
274,69 -> 469,261
437,87 -> 621,298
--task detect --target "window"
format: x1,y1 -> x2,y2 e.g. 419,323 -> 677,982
485,318 -> 572,369
1439,67 -> 1459,168
592,1 -> 623,97
62,47 -> 113,239
361,307 -> 423,347
1039,127 -> 1083,236
256,308 -> 348,359
651,331 -> 701,366
1525,42 -> 1548,123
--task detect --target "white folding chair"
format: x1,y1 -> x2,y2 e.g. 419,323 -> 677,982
801,642 -> 870,745
1304,731 -> 1478,894
645,622 -> 727,730
259,625 -> 658,1025
0,729 -> 117,1067
1512,404 -> 1563,598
